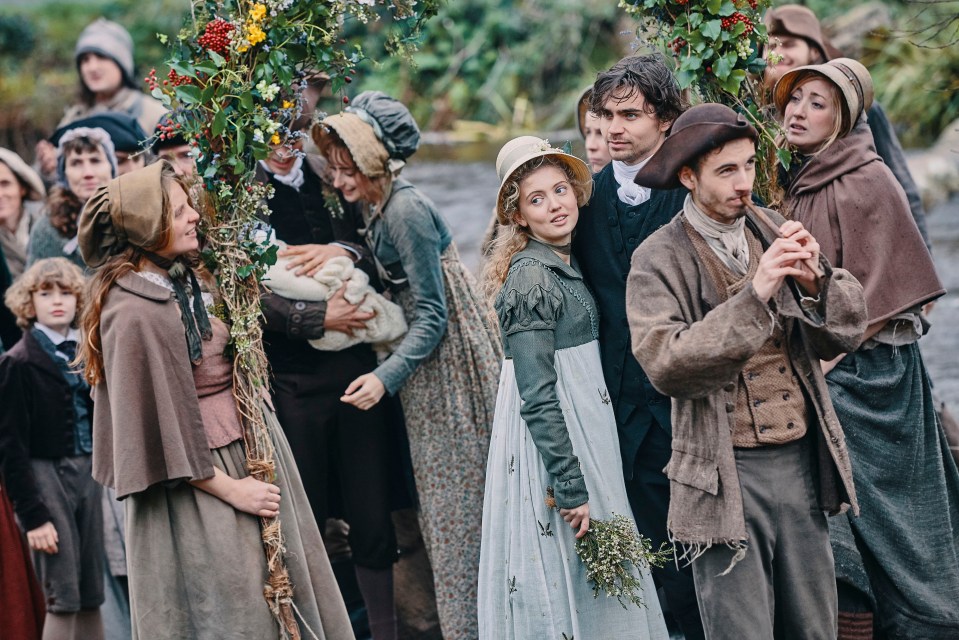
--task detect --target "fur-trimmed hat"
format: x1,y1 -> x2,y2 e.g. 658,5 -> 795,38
56,127 -> 119,189
494,136 -> 592,223
774,58 -> 874,138
75,18 -> 136,87
634,104 -> 757,190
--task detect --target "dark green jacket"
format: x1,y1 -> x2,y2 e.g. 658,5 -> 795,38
495,239 -> 599,508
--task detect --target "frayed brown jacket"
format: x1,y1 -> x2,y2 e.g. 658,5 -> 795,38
626,207 -> 866,550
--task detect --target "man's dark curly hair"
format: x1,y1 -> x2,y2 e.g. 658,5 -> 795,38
590,54 -> 686,126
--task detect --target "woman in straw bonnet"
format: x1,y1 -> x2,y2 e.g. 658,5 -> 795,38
776,58 -> 959,637
314,91 -> 501,640
477,136 -> 667,639
76,161 -> 353,640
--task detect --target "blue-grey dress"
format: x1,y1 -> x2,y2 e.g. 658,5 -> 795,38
478,239 -> 667,639
362,179 -> 502,640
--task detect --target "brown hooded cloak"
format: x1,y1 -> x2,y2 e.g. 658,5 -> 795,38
784,121 -> 944,325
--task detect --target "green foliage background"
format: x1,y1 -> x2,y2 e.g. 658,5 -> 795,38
343,0 -> 623,131
0,0 -> 956,158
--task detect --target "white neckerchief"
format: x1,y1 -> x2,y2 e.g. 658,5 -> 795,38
35,323 -> 79,353
683,194 -> 750,276
260,156 -> 305,191
612,156 -> 653,206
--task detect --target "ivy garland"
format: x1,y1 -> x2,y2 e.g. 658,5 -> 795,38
147,1 -> 437,637
621,0 -> 791,201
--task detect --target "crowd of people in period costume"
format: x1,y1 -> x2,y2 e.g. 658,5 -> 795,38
1,4 -> 957,640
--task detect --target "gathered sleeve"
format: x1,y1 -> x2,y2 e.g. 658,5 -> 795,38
373,189 -> 449,395
497,263 -> 588,509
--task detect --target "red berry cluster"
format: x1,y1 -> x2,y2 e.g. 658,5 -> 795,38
145,68 -> 161,92
144,68 -> 193,91
670,36 -> 688,53
721,12 -> 755,34
198,18 -> 235,55
674,0 -> 690,5
166,69 -> 193,87
156,120 -> 184,142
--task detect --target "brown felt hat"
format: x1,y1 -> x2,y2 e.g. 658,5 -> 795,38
79,160 -> 169,268
634,104 -> 757,190
773,58 -> 874,138
764,5 -> 843,61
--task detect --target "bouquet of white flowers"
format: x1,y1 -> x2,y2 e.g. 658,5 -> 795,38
546,486 -> 672,609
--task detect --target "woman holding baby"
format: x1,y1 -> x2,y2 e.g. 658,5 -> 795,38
314,91 -> 501,640
256,114 -> 401,639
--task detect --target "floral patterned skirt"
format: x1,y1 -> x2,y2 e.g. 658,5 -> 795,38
395,244 -> 502,640
478,341 -> 668,640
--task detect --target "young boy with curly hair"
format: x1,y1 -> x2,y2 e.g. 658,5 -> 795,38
0,257 -> 104,639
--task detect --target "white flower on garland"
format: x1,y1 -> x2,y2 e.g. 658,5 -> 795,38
256,80 -> 280,102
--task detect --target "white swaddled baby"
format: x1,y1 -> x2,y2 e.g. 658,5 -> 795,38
264,241 -> 407,352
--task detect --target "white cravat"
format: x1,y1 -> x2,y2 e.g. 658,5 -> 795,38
260,156 -> 305,191
612,156 -> 653,206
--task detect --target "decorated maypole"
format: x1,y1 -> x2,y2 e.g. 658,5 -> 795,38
620,0 -> 784,200
148,2 -> 435,637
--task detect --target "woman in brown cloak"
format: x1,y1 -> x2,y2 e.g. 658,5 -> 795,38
75,161 -> 354,640
777,58 -> 959,639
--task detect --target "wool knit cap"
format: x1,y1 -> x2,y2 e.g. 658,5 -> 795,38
75,18 -> 136,87
56,127 -> 119,189
494,136 -> 593,224
52,113 -> 148,154
78,160 -> 167,268
634,104 -> 758,190
0,148 -> 46,201
773,58 -> 874,138
764,5 -> 842,61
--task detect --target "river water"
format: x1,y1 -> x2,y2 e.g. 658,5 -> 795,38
404,154 -> 959,412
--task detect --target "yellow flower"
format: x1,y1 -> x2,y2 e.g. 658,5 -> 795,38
282,100 -> 294,109
270,133 -> 281,145
246,23 -> 266,46
249,3 -> 267,22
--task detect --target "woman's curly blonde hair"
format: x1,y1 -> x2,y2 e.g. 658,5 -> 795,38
481,154 -> 591,306
4,258 -> 86,329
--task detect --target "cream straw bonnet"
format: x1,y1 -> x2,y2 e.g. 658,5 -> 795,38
494,136 -> 592,223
